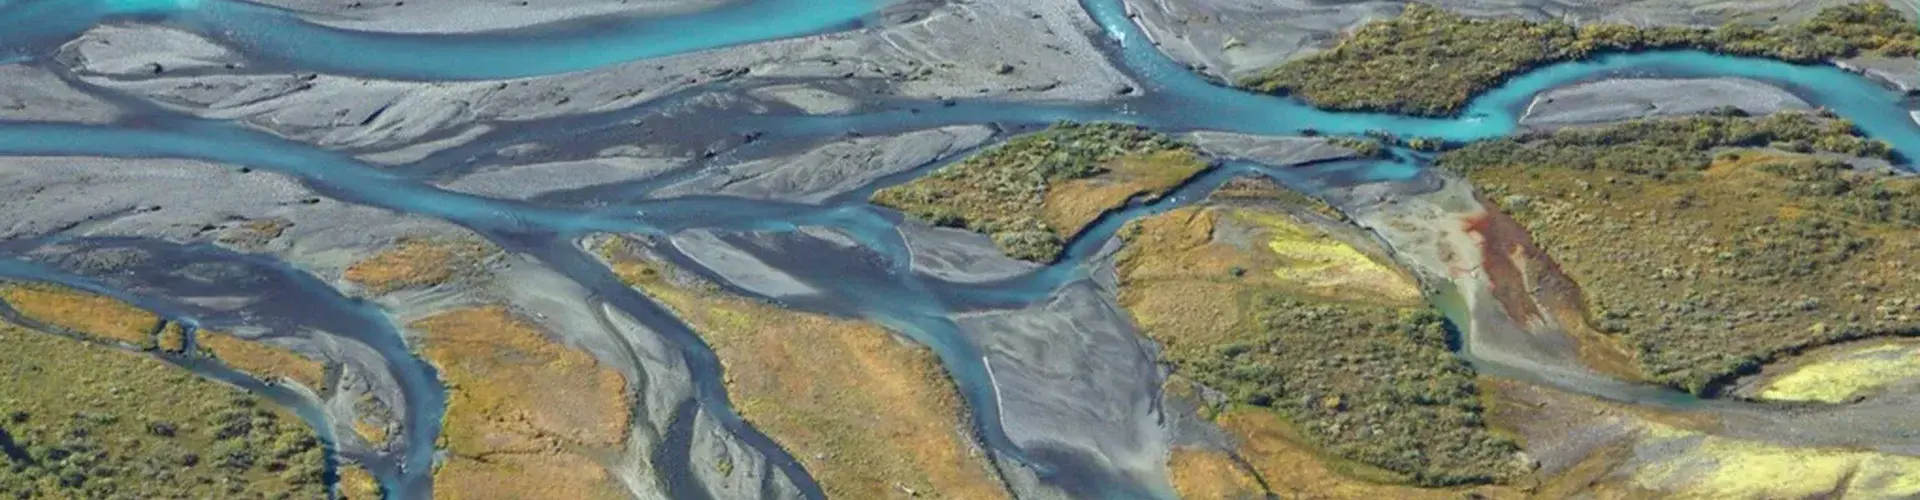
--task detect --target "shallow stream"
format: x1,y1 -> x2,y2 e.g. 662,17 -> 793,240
0,0 -> 1917,497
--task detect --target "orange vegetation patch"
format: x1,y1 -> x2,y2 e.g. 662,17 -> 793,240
432,452 -> 631,500
0,283 -> 157,345
1218,409 -> 1511,499
1167,447 -> 1267,499
196,330 -> 328,393
602,241 -> 1007,499
343,238 -> 492,294
409,307 -> 631,500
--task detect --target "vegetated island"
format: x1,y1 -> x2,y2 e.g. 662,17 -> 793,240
593,237 -> 1009,499
1242,2 -> 1920,117
0,306 -> 325,497
1442,111 -> 1916,394
872,122 -> 1212,262
1116,177 -> 1520,488
409,306 -> 635,500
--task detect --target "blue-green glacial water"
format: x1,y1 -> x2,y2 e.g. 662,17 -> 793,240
0,0 -> 1916,497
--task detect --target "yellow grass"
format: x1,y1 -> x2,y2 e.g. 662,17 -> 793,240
600,239 -> 1008,499
410,307 -> 631,500
1236,211 -> 1423,304
0,283 -> 158,345
197,330 -> 328,392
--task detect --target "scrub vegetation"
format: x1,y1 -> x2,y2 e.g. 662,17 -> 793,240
1243,2 -> 1920,116
0,322 -> 326,498
409,307 -> 633,500
596,237 -> 1008,499
1116,196 -> 1519,486
1443,114 -> 1919,394
343,237 -> 494,295
871,122 -> 1210,261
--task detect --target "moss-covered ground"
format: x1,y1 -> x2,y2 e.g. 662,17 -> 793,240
1117,190 -> 1519,486
1444,113 -> 1918,394
1755,341 -> 1920,403
872,122 -> 1210,262
1243,2 -> 1919,116
0,322 -> 326,498
409,307 -> 632,500
597,238 -> 1008,499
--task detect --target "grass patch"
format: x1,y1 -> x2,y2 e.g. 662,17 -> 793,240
409,307 -> 631,500
196,331 -> 328,394
0,322 -> 325,497
0,283 -> 158,346
1118,204 -> 1518,486
596,238 -> 1008,499
1242,2 -> 1920,116
343,238 -> 492,295
872,122 -> 1210,262
1443,114 -> 1919,394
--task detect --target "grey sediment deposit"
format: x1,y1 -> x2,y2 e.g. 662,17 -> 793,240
1123,0 -> 1861,81
1839,56 -> 1920,94
1519,77 -> 1810,129
244,0 -> 731,35
667,229 -> 822,299
56,0 -> 1132,161
439,155 -> 686,200
900,221 -> 1040,284
647,125 -> 994,203
953,243 -> 1176,499
0,64 -> 122,123
1182,132 -> 1359,165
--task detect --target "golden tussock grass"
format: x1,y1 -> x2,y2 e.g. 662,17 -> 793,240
410,307 -> 631,500
1167,447 -> 1267,499
0,283 -> 158,345
600,239 -> 1007,499
343,238 -> 492,294
196,330 -> 328,393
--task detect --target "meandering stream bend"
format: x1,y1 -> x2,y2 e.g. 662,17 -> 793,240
1,0 -> 1917,498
